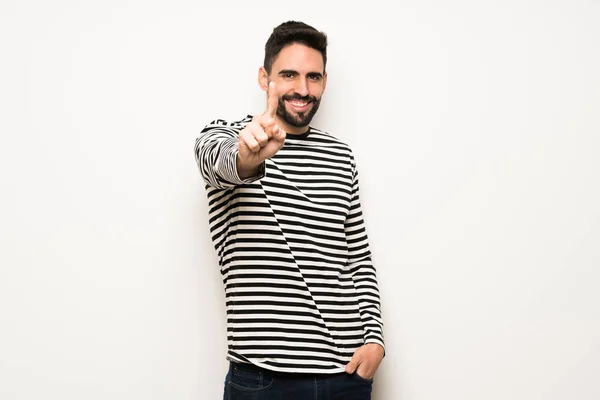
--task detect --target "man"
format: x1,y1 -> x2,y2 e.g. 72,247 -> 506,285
194,21 -> 385,400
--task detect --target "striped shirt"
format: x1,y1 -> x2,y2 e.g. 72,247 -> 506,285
194,115 -> 384,374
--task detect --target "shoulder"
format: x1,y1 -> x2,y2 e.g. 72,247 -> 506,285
199,116 -> 253,141
305,127 -> 361,176
202,115 -> 253,131
307,126 -> 355,156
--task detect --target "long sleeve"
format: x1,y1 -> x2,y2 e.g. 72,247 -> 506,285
345,162 -> 385,350
194,119 -> 265,189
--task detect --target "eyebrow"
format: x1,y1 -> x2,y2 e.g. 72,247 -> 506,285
278,69 -> 324,79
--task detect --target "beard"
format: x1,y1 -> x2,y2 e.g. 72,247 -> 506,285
276,93 -> 321,128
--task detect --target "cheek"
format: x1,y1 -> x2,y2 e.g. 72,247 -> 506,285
309,83 -> 324,96
278,87 -> 296,101
279,85 -> 295,96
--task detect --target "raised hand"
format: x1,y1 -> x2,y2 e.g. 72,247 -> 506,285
237,81 -> 286,179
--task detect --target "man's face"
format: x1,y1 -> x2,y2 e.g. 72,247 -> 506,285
262,43 -> 327,132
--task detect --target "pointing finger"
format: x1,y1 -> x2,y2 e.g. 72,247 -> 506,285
264,81 -> 278,118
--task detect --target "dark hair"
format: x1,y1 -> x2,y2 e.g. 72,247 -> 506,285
263,21 -> 328,75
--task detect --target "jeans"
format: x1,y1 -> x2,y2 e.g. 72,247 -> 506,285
223,361 -> 373,400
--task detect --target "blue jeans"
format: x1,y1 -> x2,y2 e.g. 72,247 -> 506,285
223,361 -> 373,400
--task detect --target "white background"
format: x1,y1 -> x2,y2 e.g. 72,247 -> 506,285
1,0 -> 599,399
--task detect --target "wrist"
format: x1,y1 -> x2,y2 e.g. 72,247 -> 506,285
236,154 -> 262,180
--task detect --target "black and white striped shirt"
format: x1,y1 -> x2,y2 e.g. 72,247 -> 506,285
194,115 -> 384,374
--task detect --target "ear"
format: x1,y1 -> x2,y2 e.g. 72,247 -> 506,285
322,71 -> 328,93
258,67 -> 269,91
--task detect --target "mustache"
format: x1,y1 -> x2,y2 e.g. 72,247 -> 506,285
281,93 -> 317,103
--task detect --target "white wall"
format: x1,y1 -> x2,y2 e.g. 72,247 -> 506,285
1,1 -> 599,399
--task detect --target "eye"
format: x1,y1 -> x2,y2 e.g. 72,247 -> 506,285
283,72 -> 295,79
308,74 -> 322,81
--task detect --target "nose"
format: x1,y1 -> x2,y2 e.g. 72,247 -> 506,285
295,77 -> 309,97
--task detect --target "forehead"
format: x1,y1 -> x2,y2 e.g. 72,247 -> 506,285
271,43 -> 325,74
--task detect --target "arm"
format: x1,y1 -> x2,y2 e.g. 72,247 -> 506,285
344,160 -> 386,379
194,119 -> 266,189
345,166 -> 385,349
194,84 -> 285,189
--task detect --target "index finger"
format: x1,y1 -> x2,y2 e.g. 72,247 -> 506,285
264,81 -> 278,118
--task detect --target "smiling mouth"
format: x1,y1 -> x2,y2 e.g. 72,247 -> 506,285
286,99 -> 312,112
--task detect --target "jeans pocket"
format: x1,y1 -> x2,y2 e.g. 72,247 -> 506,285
228,364 -> 274,392
353,372 -> 374,384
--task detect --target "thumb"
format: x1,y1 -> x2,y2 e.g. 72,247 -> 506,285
272,123 -> 286,143
345,351 -> 362,374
